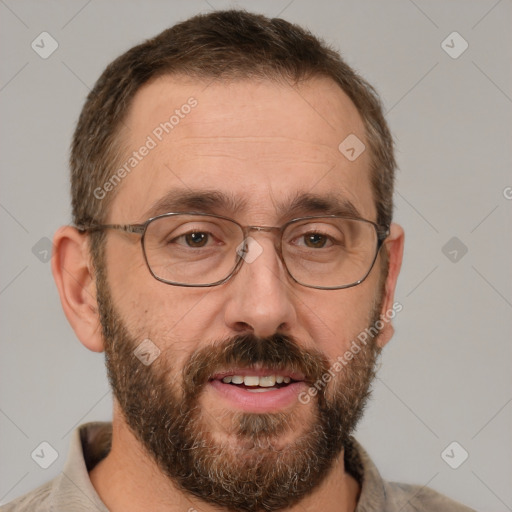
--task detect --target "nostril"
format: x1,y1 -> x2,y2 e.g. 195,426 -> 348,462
233,322 -> 253,333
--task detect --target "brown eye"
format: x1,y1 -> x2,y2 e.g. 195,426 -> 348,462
184,232 -> 209,247
303,233 -> 328,248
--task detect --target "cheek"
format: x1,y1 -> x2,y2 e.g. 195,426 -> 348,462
104,237 -> 146,294
106,235 -> 196,318
105,240 -> 221,362
297,284 -> 377,362
120,287 -> 217,358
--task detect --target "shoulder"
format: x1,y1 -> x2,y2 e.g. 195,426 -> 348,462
381,480 -> 477,512
1,422 -> 111,512
1,473 -> 103,512
347,437 -> 476,512
1,480 -> 54,511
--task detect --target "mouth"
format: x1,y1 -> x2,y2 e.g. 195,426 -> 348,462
208,368 -> 307,412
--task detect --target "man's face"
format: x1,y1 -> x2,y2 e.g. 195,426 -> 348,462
97,76 -> 387,510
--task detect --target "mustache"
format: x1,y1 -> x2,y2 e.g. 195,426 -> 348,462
183,332 -> 330,393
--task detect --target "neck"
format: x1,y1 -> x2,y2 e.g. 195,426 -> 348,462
90,411 -> 360,512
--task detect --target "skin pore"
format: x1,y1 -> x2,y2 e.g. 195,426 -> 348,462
52,75 -> 404,512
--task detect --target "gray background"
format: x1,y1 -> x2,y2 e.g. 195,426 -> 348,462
1,1 -> 511,510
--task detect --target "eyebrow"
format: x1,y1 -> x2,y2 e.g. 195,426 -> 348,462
283,191 -> 362,220
141,190 -> 248,220
140,189 -> 362,222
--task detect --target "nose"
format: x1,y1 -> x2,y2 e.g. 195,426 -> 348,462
223,235 -> 297,337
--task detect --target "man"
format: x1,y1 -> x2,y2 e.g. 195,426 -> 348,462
4,9 -> 475,512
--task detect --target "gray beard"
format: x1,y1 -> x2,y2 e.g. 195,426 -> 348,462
96,270 -> 381,511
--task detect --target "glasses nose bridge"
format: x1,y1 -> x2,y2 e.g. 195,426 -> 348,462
246,224 -> 280,234
242,224 -> 284,258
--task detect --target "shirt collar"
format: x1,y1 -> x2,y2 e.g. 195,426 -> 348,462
49,422 -> 111,511
54,422 -> 386,511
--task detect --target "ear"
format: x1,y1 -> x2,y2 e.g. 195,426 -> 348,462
376,222 -> 404,348
51,226 -> 105,353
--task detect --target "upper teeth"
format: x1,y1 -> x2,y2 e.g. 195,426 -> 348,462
222,375 -> 291,387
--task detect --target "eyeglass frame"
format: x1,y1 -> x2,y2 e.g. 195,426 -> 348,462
77,211 -> 390,290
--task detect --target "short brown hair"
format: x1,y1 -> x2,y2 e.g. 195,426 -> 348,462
71,9 -> 395,239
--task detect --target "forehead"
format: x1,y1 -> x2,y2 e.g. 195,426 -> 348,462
109,75 -> 375,223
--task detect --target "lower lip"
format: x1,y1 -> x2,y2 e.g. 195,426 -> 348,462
209,380 -> 306,413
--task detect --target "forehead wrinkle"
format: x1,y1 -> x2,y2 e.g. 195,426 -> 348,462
165,136 -> 343,163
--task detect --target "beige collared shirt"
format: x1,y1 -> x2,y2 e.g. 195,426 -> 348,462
2,422 -> 476,511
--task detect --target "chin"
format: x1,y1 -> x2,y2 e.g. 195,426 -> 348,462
199,399 -> 316,455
